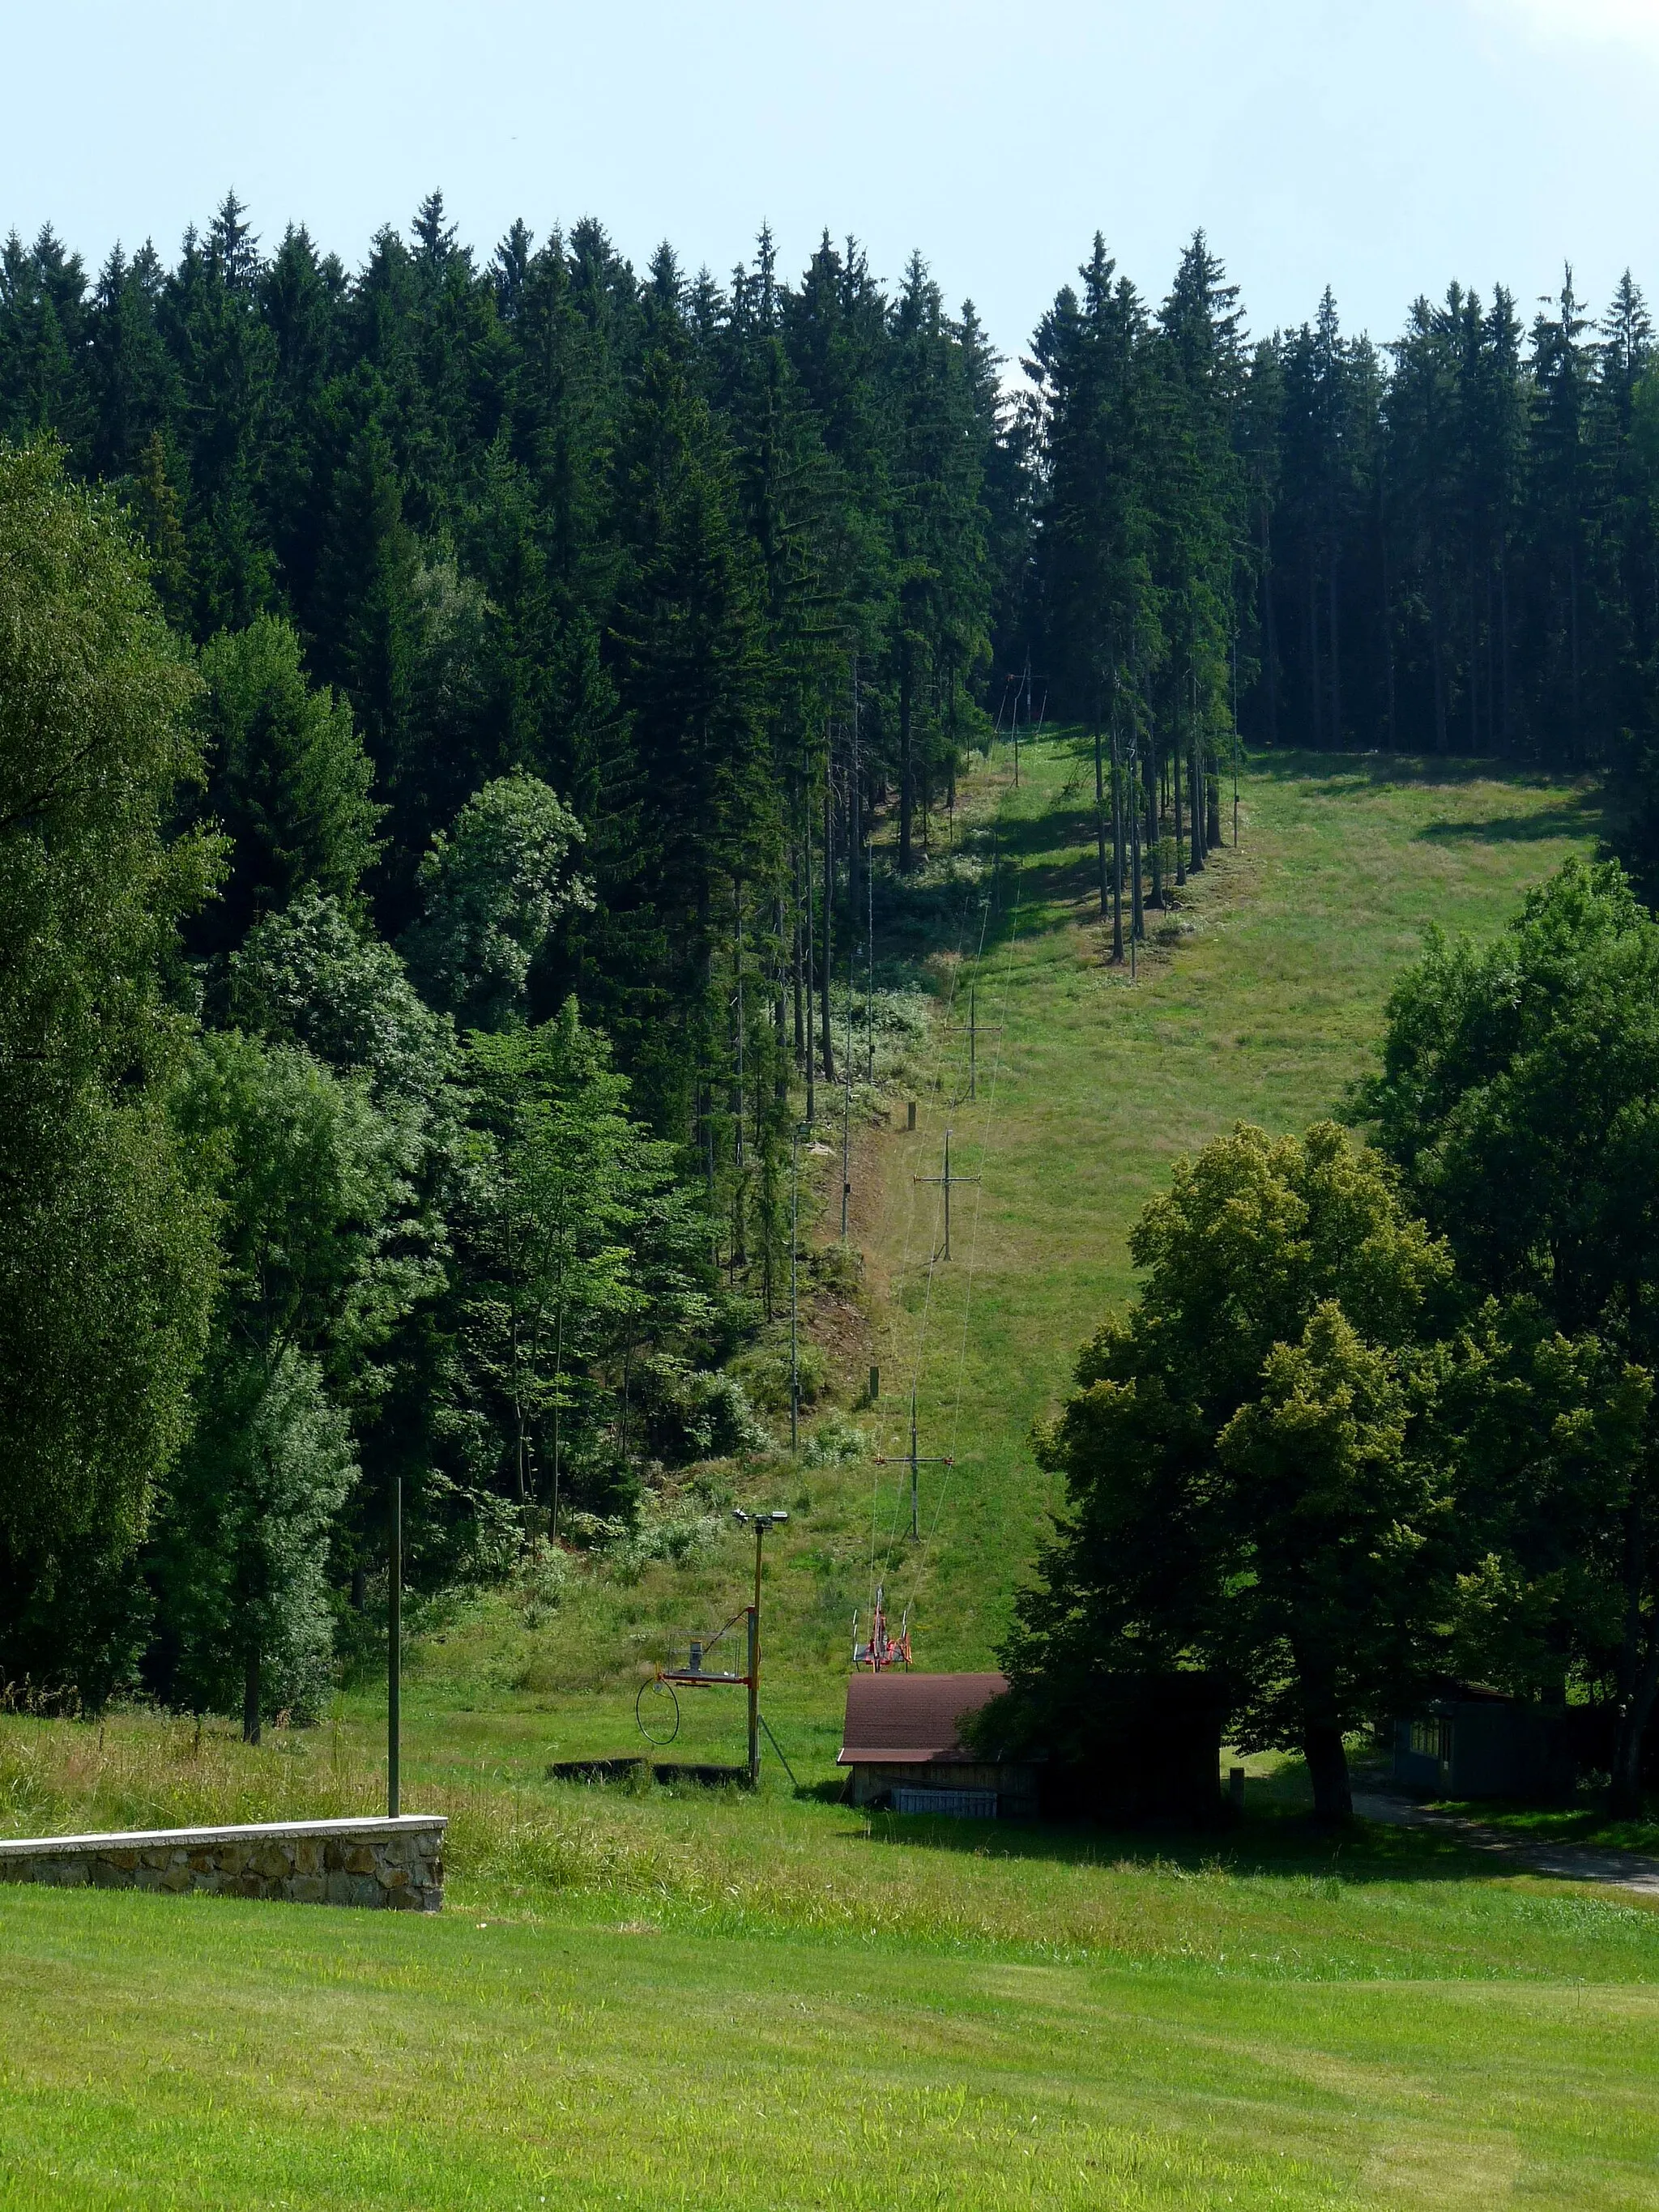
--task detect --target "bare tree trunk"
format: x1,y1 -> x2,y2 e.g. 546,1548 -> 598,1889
1500,536 -> 1513,755
1172,671 -> 1186,889
898,641 -> 915,872
821,779 -> 834,1081
847,688 -> 861,947
804,797 -> 817,1122
1109,722 -> 1124,961
1570,540 -> 1582,760
1612,1658 -> 1659,1818
242,1643 -> 261,1746
773,897 -> 789,1104
731,884 -> 745,1180
1093,714 -> 1110,923
1612,1503 -> 1659,1818
1191,667 -> 1205,872
550,1306 -> 565,1537
791,853 -> 804,1064
1260,500 -> 1280,746
1431,587 -> 1448,753
1295,1636 -> 1352,1821
1304,1720 -> 1352,1823
1307,558 -> 1322,746
1383,544 -> 1397,751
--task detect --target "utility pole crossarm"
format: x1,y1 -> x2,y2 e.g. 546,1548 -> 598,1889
912,1127 -> 981,1260
878,1387 -> 953,1540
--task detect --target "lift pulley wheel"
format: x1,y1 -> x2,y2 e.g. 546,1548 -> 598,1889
635,1677 -> 681,1746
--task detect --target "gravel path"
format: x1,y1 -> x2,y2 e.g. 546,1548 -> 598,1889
1354,1787 -> 1659,1895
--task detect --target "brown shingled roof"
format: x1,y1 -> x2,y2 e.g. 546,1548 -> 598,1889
836,1672 -> 1008,1766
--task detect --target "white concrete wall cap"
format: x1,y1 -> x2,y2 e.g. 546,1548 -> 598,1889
0,1815 -> 446,1858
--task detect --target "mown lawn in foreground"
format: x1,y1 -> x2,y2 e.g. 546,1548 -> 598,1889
6,1710 -> 1659,2208
2,1861 -> 1658,2212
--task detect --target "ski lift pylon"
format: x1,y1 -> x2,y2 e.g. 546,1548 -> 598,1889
851,1582 -> 911,1672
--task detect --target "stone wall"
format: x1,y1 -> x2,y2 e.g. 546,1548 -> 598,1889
0,1815 -> 446,1910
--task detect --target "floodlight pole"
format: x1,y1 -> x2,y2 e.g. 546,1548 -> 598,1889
735,1508 -> 788,1787
749,1520 -> 762,1787
388,1475 -> 401,1820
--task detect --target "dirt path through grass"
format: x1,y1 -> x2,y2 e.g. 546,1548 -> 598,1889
1356,1785 -> 1659,1894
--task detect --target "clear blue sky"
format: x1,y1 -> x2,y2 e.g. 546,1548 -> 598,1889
6,0 -> 1658,368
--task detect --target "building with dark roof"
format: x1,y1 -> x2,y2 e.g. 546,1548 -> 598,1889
836,1671 -> 1039,1820
1392,1681 -> 1575,1801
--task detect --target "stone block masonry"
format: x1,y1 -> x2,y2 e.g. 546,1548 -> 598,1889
0,1815 -> 446,1910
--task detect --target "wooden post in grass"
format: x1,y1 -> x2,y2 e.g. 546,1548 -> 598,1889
388,1475 -> 401,1819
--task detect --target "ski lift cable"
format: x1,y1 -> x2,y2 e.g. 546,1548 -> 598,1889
857,793 -> 923,1594
908,845 -> 1024,1596
876,773 -> 1021,1616
876,833 -> 990,1518
946,867 -> 1021,1467
867,859 -> 979,1597
876,1217 -> 945,1583
872,1090 -> 923,1587
859,727 -> 1021,1628
862,880 -> 964,1591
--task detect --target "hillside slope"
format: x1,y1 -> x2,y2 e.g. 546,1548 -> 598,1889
856,739 -> 1601,1669
373,739 -> 1601,1783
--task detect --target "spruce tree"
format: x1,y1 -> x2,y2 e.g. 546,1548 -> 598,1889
197,614 -> 382,957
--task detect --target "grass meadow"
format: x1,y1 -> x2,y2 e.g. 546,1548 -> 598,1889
4,739 -> 1645,2210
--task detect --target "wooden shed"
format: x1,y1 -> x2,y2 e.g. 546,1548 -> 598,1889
1392,1681 -> 1574,1801
837,1672 -> 1039,1820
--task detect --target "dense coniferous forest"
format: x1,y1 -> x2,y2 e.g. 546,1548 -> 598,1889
6,191 -> 1659,1741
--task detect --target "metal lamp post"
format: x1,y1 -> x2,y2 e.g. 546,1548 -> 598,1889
731,1508 -> 788,1785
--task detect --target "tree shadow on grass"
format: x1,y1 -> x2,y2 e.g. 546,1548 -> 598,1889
836,1805 -> 1514,1886
830,1754 -> 1521,1886
1245,747 -> 1584,795
1415,801 -> 1602,845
